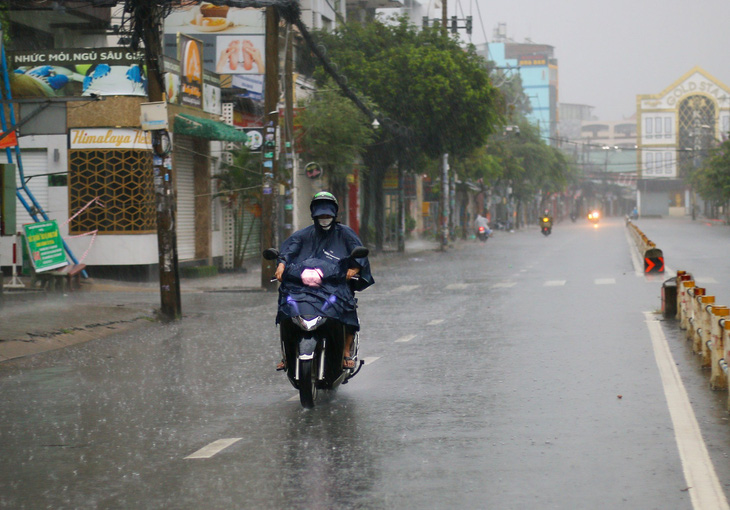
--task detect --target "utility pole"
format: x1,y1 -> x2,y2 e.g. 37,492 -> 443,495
440,153 -> 449,250
261,6 -> 279,289
141,4 -> 181,321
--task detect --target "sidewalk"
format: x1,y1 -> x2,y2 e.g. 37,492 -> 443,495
0,238 -> 441,363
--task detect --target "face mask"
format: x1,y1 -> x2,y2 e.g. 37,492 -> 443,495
318,217 -> 334,230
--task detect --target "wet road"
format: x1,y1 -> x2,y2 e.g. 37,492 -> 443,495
2,217 -> 730,509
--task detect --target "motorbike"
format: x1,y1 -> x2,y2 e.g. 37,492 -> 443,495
263,246 -> 369,408
588,210 -> 600,224
540,216 -> 552,236
477,225 -> 489,242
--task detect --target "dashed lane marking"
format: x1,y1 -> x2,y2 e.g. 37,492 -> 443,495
445,283 -> 469,290
362,356 -> 380,365
390,285 -> 421,293
395,334 -> 417,343
544,280 -> 566,286
427,319 -> 444,326
644,312 -> 730,510
185,438 -> 242,459
595,278 -> 616,285
491,282 -> 516,289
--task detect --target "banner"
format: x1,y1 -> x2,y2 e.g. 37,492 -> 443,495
24,220 -> 68,272
8,48 -> 147,98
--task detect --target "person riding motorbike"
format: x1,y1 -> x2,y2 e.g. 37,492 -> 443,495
274,191 -> 374,370
474,213 -> 492,238
541,209 -> 553,227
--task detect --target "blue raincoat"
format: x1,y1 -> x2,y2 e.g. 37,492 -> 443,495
275,223 -> 374,329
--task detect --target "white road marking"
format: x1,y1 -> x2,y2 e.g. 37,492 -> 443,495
391,285 -> 421,293
643,312 -> 730,510
445,283 -> 469,290
185,438 -> 242,459
287,394 -> 299,402
544,280 -> 566,286
594,278 -> 616,285
395,334 -> 417,343
362,356 -> 380,365
427,319 -> 444,326
491,282 -> 516,289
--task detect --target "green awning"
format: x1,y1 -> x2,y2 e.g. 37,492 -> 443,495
173,113 -> 248,143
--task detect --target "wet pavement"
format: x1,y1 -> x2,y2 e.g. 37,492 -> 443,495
0,239 -> 440,362
2,224 -> 730,509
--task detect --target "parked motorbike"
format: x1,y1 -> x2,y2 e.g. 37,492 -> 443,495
477,226 -> 489,242
540,216 -> 552,236
263,246 -> 369,408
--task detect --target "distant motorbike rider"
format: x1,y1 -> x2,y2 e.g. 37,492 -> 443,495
541,209 -> 553,226
474,213 -> 492,237
274,191 -> 374,370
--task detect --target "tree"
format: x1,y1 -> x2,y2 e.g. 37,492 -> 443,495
692,139 -> 730,219
297,79 -> 374,201
310,17 -> 502,250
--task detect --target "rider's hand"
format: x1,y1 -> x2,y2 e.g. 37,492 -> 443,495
346,268 -> 360,280
275,263 -> 285,282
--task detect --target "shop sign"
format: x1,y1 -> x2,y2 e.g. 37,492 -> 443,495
8,48 -> 147,98
179,34 -> 204,109
24,220 -> 68,272
69,128 -> 153,150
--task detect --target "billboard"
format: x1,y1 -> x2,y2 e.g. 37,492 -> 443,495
164,2 -> 266,76
7,48 -> 147,98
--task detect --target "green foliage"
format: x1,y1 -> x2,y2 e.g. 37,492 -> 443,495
692,139 -> 730,203
311,16 -> 502,160
297,79 -> 375,186
484,120 -> 577,201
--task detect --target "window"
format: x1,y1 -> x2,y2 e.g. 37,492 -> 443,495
645,152 -> 654,174
655,118 -> 663,135
68,150 -> 155,235
655,152 -> 663,171
664,117 -> 673,138
645,118 -> 653,137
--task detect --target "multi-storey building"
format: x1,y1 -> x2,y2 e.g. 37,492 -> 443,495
636,66 -> 730,216
477,39 -> 559,146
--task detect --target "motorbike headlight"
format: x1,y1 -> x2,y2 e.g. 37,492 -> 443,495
293,316 -> 326,331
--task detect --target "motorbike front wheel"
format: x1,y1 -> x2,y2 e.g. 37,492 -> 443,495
299,359 -> 317,408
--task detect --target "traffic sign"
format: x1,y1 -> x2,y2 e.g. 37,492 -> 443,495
644,247 -> 664,273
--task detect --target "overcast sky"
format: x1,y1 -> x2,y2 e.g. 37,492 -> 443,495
456,0 -> 730,120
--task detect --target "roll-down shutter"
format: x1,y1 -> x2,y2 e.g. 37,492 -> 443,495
175,136 -> 195,260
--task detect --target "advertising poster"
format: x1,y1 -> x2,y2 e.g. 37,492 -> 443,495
8,48 -> 147,98
24,220 -> 68,272
231,74 -> 264,101
178,34 -> 204,109
203,72 -> 221,115
165,3 -> 265,36
214,35 -> 265,75
164,2 -> 265,76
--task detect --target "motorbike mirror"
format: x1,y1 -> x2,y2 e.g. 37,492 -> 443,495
350,247 -> 369,259
262,248 -> 279,260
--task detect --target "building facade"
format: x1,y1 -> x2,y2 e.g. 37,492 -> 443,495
636,67 -> 730,216
477,40 -> 559,146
